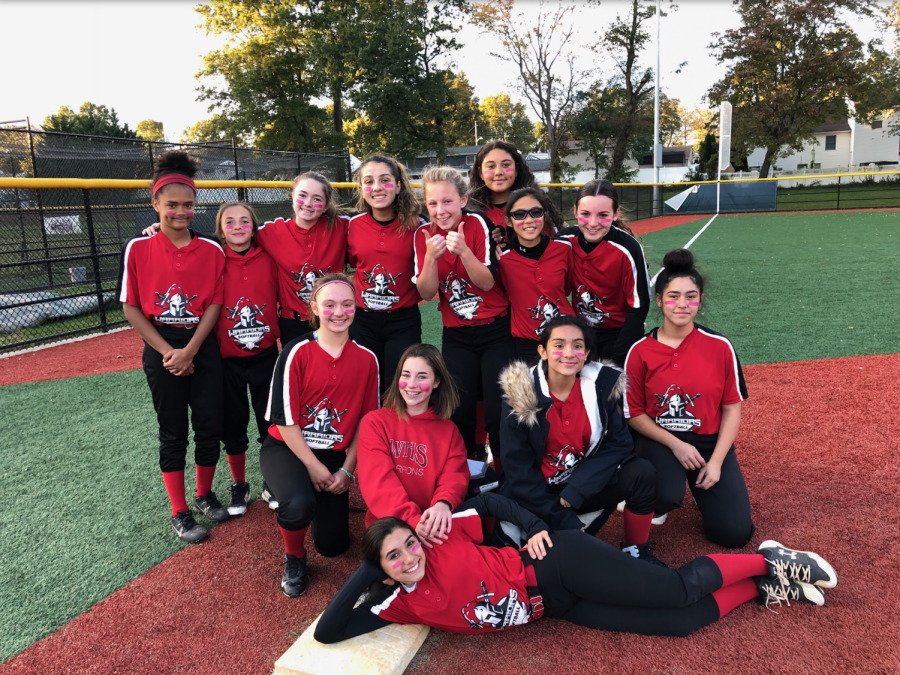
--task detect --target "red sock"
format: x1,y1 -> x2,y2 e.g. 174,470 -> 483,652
162,471 -> 189,517
195,464 -> 216,497
707,554 -> 770,587
623,508 -> 653,546
712,578 -> 759,617
280,526 -> 308,558
227,453 -> 246,483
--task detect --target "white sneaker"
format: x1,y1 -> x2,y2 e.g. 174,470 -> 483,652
651,513 -> 668,526
261,483 -> 279,511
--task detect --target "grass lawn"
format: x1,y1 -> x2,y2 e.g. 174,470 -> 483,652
775,182 -> 900,211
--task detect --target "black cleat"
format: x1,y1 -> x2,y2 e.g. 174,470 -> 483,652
227,481 -> 250,516
261,482 -> 279,511
194,490 -> 230,522
621,542 -> 669,568
758,540 -> 837,588
281,553 -> 309,598
756,576 -> 825,610
171,510 -> 208,543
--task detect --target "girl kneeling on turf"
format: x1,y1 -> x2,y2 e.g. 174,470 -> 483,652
357,344 -> 469,544
261,273 -> 380,597
624,249 -> 754,548
314,492 -> 837,642
499,315 -> 662,565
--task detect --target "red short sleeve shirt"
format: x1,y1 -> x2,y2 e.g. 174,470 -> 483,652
542,382 -> 592,485
347,213 -> 420,312
216,246 -> 280,358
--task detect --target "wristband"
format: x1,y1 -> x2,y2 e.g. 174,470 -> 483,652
340,467 -> 355,482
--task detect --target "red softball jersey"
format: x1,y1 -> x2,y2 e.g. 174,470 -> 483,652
256,215 -> 349,321
558,226 -> 650,330
347,213 -> 421,312
265,336 -> 380,451
357,407 -> 469,528
118,232 -> 224,328
499,238 -> 576,340
542,384 -> 593,485
216,245 -> 280,359
484,203 -> 507,228
412,212 -> 509,328
623,325 -> 748,435
370,509 -> 537,634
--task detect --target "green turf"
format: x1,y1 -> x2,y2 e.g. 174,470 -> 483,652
638,210 -> 900,364
0,370 -> 265,662
775,182 -> 900,211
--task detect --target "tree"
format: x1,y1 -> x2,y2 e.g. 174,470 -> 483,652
180,115 -> 239,144
472,0 -> 584,182
479,94 -> 535,150
136,120 -> 164,142
658,95 -> 682,146
42,102 -> 137,138
707,0 -> 883,178
442,72 -> 485,148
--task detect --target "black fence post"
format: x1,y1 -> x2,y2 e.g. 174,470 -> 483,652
147,141 -> 154,175
233,139 -> 246,201
28,127 -> 53,287
344,148 -> 352,182
836,175 -> 842,210
83,189 -> 108,332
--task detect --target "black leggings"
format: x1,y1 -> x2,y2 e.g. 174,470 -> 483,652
349,305 -> 421,393
529,531 -> 723,636
221,346 -> 278,456
142,327 -> 222,472
513,337 -> 540,365
278,315 -> 313,347
443,314 -> 516,457
259,437 -> 350,557
635,431 -> 755,549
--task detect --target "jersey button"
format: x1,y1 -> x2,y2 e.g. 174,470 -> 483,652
436,597 -> 442,603
176,263 -> 181,267
243,276 -> 248,281
380,232 -> 386,238
379,242 -> 385,247
424,590 -> 430,595
673,363 -> 679,369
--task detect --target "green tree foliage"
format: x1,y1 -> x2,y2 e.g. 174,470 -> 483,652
658,95 -> 683,146
180,114 -> 237,144
42,103 -> 137,138
136,120 -> 164,142
442,73 -> 485,148
707,0 -> 884,178
479,94 -> 535,150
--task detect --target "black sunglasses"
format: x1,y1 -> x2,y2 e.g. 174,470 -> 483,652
509,207 -> 545,221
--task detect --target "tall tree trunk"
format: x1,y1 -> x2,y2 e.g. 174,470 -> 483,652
759,148 -> 775,179
331,81 -> 343,135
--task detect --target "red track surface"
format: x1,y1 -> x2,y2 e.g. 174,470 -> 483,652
629,213 -> 708,235
4,341 -> 899,674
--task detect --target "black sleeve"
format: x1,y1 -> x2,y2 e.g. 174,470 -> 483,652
265,332 -> 314,424
314,561 -> 393,644
455,493 -> 549,539
611,305 -> 650,368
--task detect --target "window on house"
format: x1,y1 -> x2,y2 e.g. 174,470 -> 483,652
825,135 -> 837,150
872,119 -> 883,129
797,163 -> 807,170
466,155 -> 475,165
811,163 -> 821,169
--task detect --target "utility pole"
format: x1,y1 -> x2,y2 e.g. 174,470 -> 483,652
652,0 -> 661,215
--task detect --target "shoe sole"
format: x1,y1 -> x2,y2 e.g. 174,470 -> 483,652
651,513 -> 668,526
261,491 -> 279,511
227,506 -> 247,516
759,540 -> 838,588
798,581 -> 826,606
171,525 -> 208,544
281,584 -> 307,599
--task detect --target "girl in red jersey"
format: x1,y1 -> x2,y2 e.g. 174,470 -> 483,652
357,344 -> 469,544
118,151 -> 228,543
624,249 -> 754,548
347,155 -> 424,394
212,202 -> 280,516
557,179 -> 651,368
498,188 -> 575,363
413,166 -> 515,462
261,273 -> 380,597
315,495 -> 837,642
499,315 -> 663,565
467,141 -> 541,238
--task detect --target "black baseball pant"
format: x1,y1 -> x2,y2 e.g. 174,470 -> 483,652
513,337 -> 540,365
221,345 -> 279,456
528,530 -> 724,636
443,314 -> 516,458
634,431 -> 755,548
349,304 -> 421,393
259,436 -> 350,557
142,327 -> 223,472
571,457 -> 657,532
278,315 -> 313,347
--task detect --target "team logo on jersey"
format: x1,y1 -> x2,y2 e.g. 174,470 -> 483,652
653,384 -> 702,431
389,439 -> 428,476
544,444 -> 585,485
154,284 -> 200,325
225,296 -> 270,350
440,272 -> 483,320
292,263 -> 331,304
574,285 -> 610,326
461,581 -> 532,631
361,263 -> 402,310
528,295 -> 561,336
300,397 -> 348,449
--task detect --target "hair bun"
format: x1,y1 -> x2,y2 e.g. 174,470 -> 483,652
662,248 -> 695,273
154,150 -> 200,178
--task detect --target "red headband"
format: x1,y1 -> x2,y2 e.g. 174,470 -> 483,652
152,173 -> 197,196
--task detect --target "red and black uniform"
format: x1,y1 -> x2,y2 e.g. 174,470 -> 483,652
557,226 -> 651,367
262,333 -> 379,556
624,325 -> 754,548
256,215 -> 349,344
357,407 -> 469,528
498,236 -> 575,362
347,212 -> 423,392
316,492 -> 764,642
216,245 -> 280,480
412,211 -> 515,459
117,231 -> 225,509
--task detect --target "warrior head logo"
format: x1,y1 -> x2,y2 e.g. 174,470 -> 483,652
225,296 -> 270,349
439,272 -> 483,320
461,582 -> 530,631
300,397 -> 349,449
574,285 -> 609,326
653,384 -> 703,431
292,263 -> 331,303
154,284 -> 198,319
543,444 -> 584,484
363,263 -> 401,296
527,295 -> 560,336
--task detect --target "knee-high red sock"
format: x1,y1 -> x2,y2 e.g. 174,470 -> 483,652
712,578 -> 759,617
707,554 -> 769,587
227,453 -> 246,483
623,508 -> 653,546
280,526 -> 308,558
195,464 -> 216,497
162,471 -> 189,516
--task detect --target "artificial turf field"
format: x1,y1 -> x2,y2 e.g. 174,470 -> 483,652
1,210 -> 899,673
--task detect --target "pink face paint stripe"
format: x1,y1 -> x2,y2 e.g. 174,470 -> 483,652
575,352 -> 585,358
578,217 -> 588,224
600,219 -> 612,225
411,543 -> 420,552
363,186 -> 373,192
313,203 -> 323,208
296,199 -> 305,205
344,308 -> 355,314
418,382 -> 431,393
383,183 -> 394,189
688,301 -> 700,306
504,167 -> 514,172
392,560 -> 403,569
551,351 -> 563,356
322,309 -> 333,315
398,380 -> 408,389
165,210 -> 175,216
664,301 -> 677,306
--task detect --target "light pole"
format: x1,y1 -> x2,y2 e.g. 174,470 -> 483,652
653,0 -> 661,215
